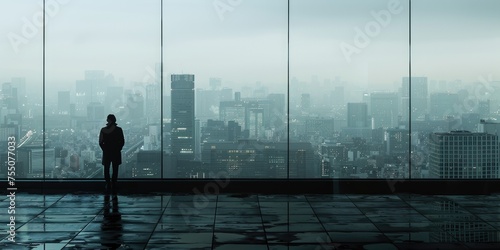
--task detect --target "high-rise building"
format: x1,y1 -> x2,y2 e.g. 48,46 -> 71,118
347,103 -> 368,128
402,77 -> 428,121
343,102 -> 371,140
428,131 -> 499,178
370,92 -> 399,129
145,83 -> 161,122
171,74 -> 195,161
386,128 -> 409,156
75,70 -> 110,116
196,88 -> 220,121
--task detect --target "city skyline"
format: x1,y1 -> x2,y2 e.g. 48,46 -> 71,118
1,0 -> 500,180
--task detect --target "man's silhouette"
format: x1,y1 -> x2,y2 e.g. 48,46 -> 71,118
99,114 -> 125,190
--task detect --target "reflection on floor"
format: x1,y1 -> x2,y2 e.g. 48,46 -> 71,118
2,192 -> 500,249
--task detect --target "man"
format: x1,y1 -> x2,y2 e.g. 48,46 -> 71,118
99,114 -> 125,190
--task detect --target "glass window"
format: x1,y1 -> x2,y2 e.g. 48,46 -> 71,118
45,0 -> 161,179
0,0 -> 43,179
163,0 -> 288,178
413,0 -> 500,179
290,0 -> 410,179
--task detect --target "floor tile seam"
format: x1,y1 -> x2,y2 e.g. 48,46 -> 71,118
212,194 -> 219,250
256,193 -> 270,249
62,192 -> 115,249
141,193 -> 172,250
345,194 -> 391,243
304,195 -> 334,245
11,193 -> 67,241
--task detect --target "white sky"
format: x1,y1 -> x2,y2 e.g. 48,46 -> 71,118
1,0 -> 499,98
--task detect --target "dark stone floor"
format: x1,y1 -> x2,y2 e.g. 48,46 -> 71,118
2,192 -> 500,249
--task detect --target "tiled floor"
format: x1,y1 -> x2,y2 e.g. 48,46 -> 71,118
2,192 -> 500,249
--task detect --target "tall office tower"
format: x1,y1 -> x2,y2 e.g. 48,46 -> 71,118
220,93 -> 246,131
428,131 -> 499,179
196,88 -> 220,121
1,83 -> 18,110
402,77 -> 428,121
171,74 -> 195,161
301,93 -> 311,114
370,92 -> 399,129
11,77 -> 26,112
429,92 -> 459,119
58,91 -> 70,115
134,150 -> 162,178
87,102 -> 105,121
386,128 -> 409,156
347,103 -> 368,128
75,70 -> 110,116
146,83 -> 161,122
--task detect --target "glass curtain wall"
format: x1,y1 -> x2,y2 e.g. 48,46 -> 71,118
162,0 -> 288,178
412,0 -> 500,179
289,0 -> 410,179
0,0 -> 43,179
45,0 -> 161,179
3,0 -> 500,180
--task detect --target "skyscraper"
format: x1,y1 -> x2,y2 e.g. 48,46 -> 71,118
347,102 -> 368,128
370,92 -> 399,129
402,77 -> 428,121
429,131 -> 499,179
171,74 -> 195,161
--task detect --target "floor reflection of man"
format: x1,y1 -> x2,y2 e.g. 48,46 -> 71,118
101,194 -> 123,249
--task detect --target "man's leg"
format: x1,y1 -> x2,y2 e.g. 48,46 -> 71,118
111,162 -> 119,187
104,163 -> 111,189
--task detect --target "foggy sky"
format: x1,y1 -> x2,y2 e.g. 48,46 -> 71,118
1,0 -> 499,96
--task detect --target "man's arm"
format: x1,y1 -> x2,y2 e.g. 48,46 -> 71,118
118,128 -> 125,150
99,129 -> 104,150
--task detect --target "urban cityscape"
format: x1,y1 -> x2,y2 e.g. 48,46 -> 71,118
1,0 -> 499,180
1,69 -> 500,179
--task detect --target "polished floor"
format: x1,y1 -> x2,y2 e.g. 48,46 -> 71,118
2,191 -> 500,249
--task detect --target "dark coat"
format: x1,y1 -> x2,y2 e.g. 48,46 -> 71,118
99,125 -> 125,165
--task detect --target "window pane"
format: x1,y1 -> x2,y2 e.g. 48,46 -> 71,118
0,0 -> 43,179
290,0 -> 410,178
45,0 -> 161,179
412,0 -> 500,179
163,0 -> 288,178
